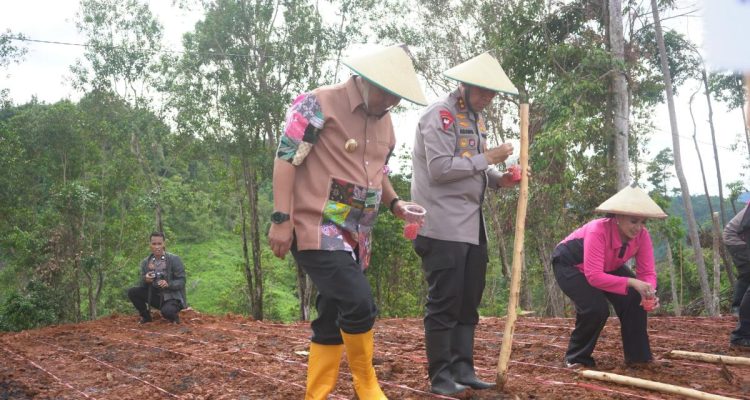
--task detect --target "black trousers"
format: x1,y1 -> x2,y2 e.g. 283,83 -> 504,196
727,244 -> 750,310
553,263 -> 651,366
292,248 -> 378,345
413,236 -> 488,332
127,286 -> 182,322
728,245 -> 750,341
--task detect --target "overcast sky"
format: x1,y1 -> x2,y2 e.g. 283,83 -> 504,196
2,0 -> 748,199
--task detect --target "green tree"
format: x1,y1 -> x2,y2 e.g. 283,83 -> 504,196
168,0 -> 338,320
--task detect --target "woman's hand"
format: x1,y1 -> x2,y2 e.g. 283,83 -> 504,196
641,296 -> 660,312
627,278 -> 655,300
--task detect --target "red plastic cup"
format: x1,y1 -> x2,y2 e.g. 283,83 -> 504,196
402,204 -> 426,240
508,164 -> 521,182
403,223 -> 420,240
641,297 -> 657,312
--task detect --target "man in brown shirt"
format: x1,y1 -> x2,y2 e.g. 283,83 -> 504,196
268,45 -> 426,400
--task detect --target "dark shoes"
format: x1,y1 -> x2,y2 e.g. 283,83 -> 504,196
565,361 -> 586,370
138,315 -> 153,324
730,338 -> 750,351
456,376 -> 495,390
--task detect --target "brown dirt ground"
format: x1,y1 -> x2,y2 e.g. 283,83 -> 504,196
1,311 -> 749,399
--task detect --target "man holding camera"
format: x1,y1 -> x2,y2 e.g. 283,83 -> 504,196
127,232 -> 186,324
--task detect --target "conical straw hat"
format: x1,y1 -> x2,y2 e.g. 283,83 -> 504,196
443,52 -> 519,96
343,45 -> 427,106
595,185 -> 667,219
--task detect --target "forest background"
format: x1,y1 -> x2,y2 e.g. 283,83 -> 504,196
0,0 -> 749,332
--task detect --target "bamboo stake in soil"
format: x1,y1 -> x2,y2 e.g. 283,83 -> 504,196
496,103 -> 530,389
579,370 -> 738,400
668,350 -> 750,366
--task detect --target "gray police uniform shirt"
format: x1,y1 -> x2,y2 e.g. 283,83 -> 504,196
411,88 -> 503,245
724,207 -> 747,246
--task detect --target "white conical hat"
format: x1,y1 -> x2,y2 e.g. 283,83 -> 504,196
443,52 -> 519,96
595,184 -> 667,219
342,45 -> 427,106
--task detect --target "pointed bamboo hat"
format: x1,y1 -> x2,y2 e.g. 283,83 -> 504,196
595,184 -> 667,219
343,45 -> 427,106
443,52 -> 519,96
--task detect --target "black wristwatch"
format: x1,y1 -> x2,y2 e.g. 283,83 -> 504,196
271,211 -> 290,224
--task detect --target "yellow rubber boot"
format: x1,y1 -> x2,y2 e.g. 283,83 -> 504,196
305,342 -> 344,400
341,330 -> 388,400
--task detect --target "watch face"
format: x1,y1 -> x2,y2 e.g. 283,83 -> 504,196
272,212 -> 289,223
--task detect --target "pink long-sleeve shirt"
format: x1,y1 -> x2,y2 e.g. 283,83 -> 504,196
555,218 -> 657,295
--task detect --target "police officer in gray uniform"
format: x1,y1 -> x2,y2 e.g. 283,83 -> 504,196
411,53 -> 520,395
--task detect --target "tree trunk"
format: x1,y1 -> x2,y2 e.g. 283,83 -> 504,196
521,258 -> 533,312
689,90 -> 716,219
651,0 -> 714,315
710,213 -> 722,314
242,156 -> 264,320
666,242 -> 681,316
537,238 -> 564,316
702,69 -> 728,227
690,90 -> 735,286
295,260 -> 314,321
239,194 -> 255,316
487,195 -> 510,277
609,0 -> 631,189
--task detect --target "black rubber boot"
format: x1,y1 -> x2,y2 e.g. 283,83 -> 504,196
425,330 -> 468,395
451,324 -> 495,390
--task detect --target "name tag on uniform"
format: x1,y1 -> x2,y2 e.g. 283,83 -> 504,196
459,129 -> 474,135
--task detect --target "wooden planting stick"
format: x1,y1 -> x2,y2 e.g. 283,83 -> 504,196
668,350 -> 750,366
496,103 -> 530,389
579,370 -> 738,400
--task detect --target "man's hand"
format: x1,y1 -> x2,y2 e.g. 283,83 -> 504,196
145,271 -> 155,284
498,165 -> 532,188
484,143 -> 514,165
156,280 -> 168,289
391,200 -> 423,221
268,221 -> 294,259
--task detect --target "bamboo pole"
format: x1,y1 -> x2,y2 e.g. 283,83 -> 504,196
579,370 -> 738,400
496,103 -> 530,389
668,350 -> 750,366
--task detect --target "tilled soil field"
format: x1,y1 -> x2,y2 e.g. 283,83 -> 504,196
1,311 -> 748,399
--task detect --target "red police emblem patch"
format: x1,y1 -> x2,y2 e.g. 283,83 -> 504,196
439,110 -> 454,131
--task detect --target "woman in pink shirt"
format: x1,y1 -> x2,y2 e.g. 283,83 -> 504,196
552,185 -> 667,369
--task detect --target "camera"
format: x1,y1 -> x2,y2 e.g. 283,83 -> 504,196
150,271 -> 166,288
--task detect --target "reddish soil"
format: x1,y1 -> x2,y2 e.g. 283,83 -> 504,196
1,311 -> 749,399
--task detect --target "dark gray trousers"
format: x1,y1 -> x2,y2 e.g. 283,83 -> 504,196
553,263 -> 651,366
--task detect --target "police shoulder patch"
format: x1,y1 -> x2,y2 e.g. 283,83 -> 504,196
439,110 -> 454,131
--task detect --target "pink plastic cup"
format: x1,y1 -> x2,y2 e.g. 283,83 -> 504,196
508,164 -> 522,182
641,297 -> 657,312
402,204 -> 426,240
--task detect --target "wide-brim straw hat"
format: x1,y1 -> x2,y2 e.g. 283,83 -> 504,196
342,45 -> 427,106
443,52 -> 519,96
595,184 -> 667,219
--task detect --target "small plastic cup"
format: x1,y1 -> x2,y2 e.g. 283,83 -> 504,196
641,297 -> 657,312
402,204 -> 426,240
507,164 -> 522,182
